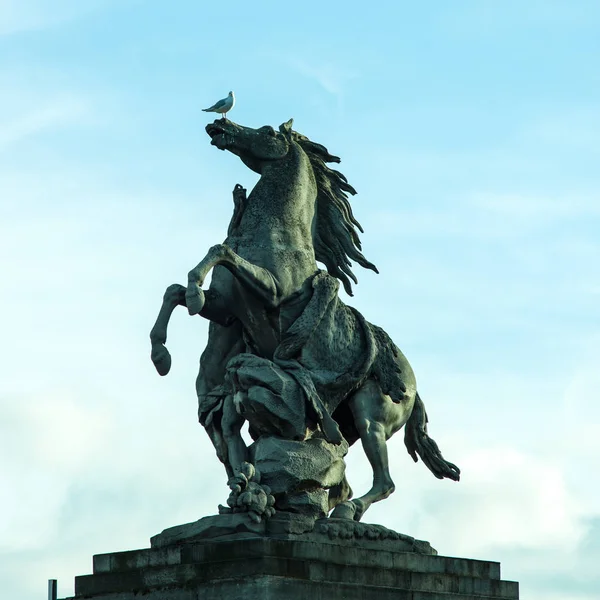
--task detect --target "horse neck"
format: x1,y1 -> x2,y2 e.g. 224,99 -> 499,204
243,144 -> 317,243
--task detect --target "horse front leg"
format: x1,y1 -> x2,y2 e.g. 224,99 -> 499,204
150,284 -> 187,376
186,244 -> 281,315
151,283 -> 236,376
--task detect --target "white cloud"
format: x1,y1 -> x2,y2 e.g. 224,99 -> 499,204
558,340 -> 600,514
0,96 -> 91,150
0,381 -> 226,596
0,391 -> 111,550
421,447 -> 585,555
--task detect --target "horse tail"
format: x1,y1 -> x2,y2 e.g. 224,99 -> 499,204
404,392 -> 460,481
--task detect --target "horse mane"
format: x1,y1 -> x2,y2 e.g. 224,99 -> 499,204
292,131 -> 378,295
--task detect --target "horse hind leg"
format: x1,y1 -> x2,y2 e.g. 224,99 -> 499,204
343,379 -> 411,521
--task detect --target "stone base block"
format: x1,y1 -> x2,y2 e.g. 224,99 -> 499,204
61,523 -> 519,600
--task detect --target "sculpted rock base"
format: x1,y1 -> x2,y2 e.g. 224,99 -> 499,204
250,435 -> 349,519
150,512 -> 435,554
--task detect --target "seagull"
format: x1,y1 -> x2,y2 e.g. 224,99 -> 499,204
202,91 -> 235,118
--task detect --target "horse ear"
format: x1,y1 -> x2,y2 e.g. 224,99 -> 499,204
279,118 -> 294,136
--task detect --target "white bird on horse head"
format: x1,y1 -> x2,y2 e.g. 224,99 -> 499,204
203,91 -> 235,119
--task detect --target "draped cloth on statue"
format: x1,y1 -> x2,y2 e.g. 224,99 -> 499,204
200,271 -> 409,453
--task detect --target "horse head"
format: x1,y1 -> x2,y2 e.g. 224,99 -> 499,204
206,117 -> 378,294
205,118 -> 295,174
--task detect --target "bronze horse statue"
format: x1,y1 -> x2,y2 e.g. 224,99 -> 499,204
150,118 -> 459,521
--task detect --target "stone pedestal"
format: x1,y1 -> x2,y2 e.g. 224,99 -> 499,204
62,514 -> 519,600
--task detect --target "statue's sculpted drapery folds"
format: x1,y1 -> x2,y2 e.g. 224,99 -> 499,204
150,118 -> 460,525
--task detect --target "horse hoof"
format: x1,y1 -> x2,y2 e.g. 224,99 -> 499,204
151,344 -> 172,376
351,499 -> 367,522
330,500 -> 356,520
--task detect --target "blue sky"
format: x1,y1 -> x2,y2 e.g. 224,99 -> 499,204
1,1 -> 599,598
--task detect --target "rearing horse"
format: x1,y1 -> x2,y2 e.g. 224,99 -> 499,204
150,118 -> 459,521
